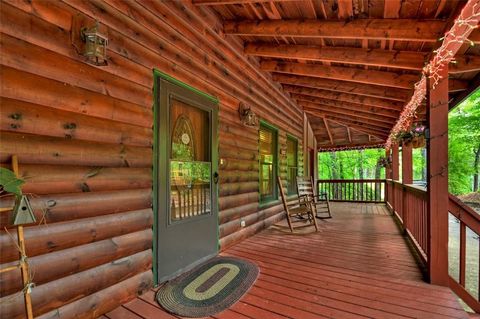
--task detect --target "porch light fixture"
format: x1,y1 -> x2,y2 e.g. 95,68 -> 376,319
81,21 -> 108,66
238,103 -> 258,127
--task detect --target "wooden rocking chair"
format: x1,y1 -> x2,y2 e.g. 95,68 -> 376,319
277,176 -> 318,233
297,176 -> 332,219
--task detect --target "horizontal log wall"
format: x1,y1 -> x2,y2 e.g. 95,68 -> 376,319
0,0 -> 305,318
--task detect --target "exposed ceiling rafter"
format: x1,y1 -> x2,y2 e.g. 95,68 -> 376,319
193,0 -> 296,5
224,19 -> 449,42
291,93 -> 400,118
245,43 -> 427,71
323,117 -> 334,145
283,85 -> 405,111
261,61 -> 420,89
302,103 -> 394,128
273,73 -> 410,101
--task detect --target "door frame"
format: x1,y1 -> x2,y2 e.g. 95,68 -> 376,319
152,69 -> 219,286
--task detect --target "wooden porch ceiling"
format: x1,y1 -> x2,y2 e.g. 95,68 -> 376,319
195,0 -> 480,150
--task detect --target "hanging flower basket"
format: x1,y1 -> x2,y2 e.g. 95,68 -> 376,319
395,123 -> 426,148
378,156 -> 392,168
411,135 -> 426,148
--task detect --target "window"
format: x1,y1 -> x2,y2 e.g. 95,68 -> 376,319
259,123 -> 278,203
286,136 -> 298,195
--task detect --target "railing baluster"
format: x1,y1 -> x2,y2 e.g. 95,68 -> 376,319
459,221 -> 466,287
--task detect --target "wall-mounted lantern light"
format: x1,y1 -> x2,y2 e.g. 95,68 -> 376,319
81,21 -> 108,66
238,102 -> 258,127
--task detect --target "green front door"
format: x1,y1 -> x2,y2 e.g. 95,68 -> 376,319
154,72 -> 219,283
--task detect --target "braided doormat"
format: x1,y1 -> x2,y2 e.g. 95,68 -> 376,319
156,256 -> 259,317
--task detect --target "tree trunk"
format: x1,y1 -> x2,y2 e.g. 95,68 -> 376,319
474,144 -> 480,192
375,159 -> 382,200
330,152 -> 339,199
421,148 -> 427,182
358,150 -> 364,200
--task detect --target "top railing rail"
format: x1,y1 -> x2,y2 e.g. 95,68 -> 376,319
317,179 -> 385,203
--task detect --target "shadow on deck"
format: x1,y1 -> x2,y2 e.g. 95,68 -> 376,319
105,202 -> 468,319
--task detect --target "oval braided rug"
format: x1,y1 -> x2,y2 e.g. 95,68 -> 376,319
156,256 -> 259,317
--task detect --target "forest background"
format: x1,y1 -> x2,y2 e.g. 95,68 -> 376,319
318,88 -> 480,196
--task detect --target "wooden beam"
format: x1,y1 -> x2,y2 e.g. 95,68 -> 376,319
261,61 -> 420,89
391,144 -> 399,181
330,120 -> 375,144
291,93 -> 400,118
384,0 -> 401,18
469,28 -> 480,45
301,102 -> 394,128
448,79 -> 469,92
402,143 -> 413,184
245,43 -> 426,71
305,108 -> 392,132
224,19 -> 446,42
193,0 -> 295,4
283,85 -> 404,111
427,64 -> 449,286
449,73 -> 480,110
273,73 -> 410,101
310,116 -> 389,139
385,149 -> 392,178
337,0 -> 353,19
449,55 -> 480,74
323,118 -> 334,144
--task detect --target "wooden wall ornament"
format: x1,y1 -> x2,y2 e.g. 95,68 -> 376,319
238,103 -> 259,127
171,115 -> 196,161
12,195 -> 36,225
0,155 -> 34,319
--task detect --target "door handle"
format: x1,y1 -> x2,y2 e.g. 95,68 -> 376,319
213,172 -> 219,184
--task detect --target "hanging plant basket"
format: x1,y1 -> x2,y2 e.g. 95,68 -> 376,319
411,136 -> 426,148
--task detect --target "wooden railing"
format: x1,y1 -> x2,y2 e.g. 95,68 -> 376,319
386,179 -> 480,312
317,179 -> 385,203
170,182 -> 210,220
448,194 -> 480,313
386,180 -> 428,262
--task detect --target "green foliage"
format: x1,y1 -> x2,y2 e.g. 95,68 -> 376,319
316,89 -> 478,195
412,148 -> 426,182
0,167 -> 24,196
448,88 -> 480,195
318,148 -> 385,179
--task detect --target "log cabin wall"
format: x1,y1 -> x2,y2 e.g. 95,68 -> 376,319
303,114 -> 317,179
0,1 -> 305,318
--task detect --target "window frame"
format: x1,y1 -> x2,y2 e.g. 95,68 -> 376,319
259,121 -> 279,204
286,134 -> 299,195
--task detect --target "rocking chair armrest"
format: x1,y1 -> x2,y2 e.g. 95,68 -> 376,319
297,194 -> 313,205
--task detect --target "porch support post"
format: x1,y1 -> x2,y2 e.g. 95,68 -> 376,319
402,143 -> 413,184
392,144 -> 400,181
426,65 -> 449,286
385,149 -> 392,179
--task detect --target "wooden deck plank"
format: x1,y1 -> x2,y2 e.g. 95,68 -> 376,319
105,307 -> 143,319
107,203 -> 468,319
123,299 -> 178,319
212,309 -> 252,319
227,254 -> 464,311
225,248 -> 459,304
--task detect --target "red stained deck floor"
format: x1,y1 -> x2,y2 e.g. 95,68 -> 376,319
106,203 -> 469,319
